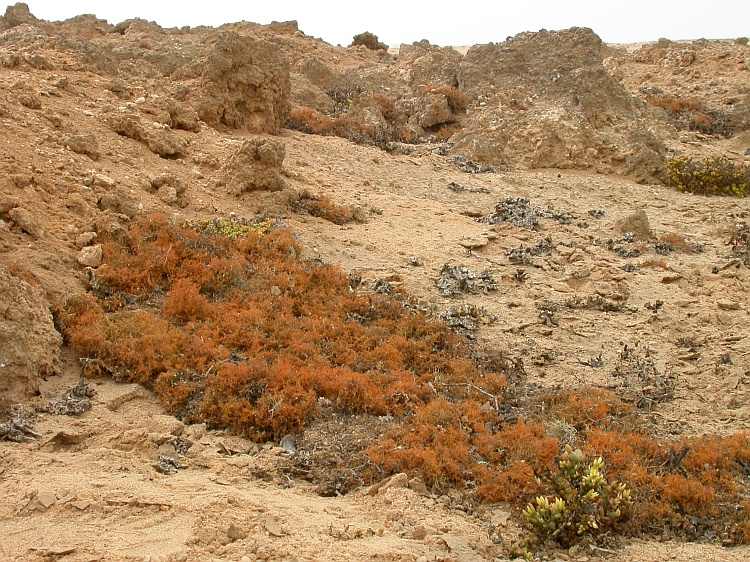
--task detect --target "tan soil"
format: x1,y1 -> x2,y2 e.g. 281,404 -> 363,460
1,5 -> 750,561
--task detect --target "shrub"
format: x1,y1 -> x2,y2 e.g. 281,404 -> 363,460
420,85 -> 469,113
57,214 -> 488,442
286,107 -> 334,135
513,445 -> 632,555
664,156 -> 750,197
647,95 -> 703,114
646,95 -> 730,136
291,191 -> 365,225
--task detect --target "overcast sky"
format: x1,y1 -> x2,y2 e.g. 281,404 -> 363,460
16,1 -> 750,47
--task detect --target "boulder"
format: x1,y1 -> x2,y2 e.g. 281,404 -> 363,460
188,32 -> 291,134
218,137 -> 286,195
453,28 -> 665,180
396,40 -> 463,91
0,263 -> 61,400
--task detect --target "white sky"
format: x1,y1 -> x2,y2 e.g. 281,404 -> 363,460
14,1 -> 750,47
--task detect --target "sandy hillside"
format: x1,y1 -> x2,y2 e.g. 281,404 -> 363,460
1,3 -> 750,561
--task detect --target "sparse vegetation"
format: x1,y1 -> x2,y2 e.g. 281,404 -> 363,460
646,94 -> 731,136
52,210 -> 750,555
286,84 -> 466,148
664,156 -> 750,197
291,191 -> 365,225
56,213 -> 491,442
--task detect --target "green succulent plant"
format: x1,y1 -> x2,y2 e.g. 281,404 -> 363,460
664,156 -> 750,198
512,445 -> 632,558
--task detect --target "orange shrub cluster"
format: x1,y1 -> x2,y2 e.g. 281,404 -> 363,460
286,105 -> 402,149
287,85 -> 468,147
291,191 -> 364,225
56,214 -> 491,442
56,214 -> 750,549
647,94 -> 703,114
646,94 -> 731,136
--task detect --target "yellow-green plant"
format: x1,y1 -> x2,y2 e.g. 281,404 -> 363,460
664,156 -> 750,197
513,445 -> 631,556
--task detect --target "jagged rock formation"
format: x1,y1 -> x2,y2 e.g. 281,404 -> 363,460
451,28 -> 666,179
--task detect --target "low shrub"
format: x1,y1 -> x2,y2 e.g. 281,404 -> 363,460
664,156 -> 750,197
647,94 -> 703,114
56,214 -> 750,553
512,445 -> 632,555
647,95 -> 731,136
420,85 -> 469,113
57,213 -> 490,442
291,191 -> 365,225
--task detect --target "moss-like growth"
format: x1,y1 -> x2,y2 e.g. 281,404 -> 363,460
664,156 -> 750,197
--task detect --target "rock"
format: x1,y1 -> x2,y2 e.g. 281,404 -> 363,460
8,207 -> 43,238
66,133 -> 100,160
227,523 -> 247,541
93,174 -> 116,189
77,244 -> 103,267
350,32 -> 388,52
17,92 -> 41,110
616,209 -> 653,239
109,113 -> 187,158
75,231 -> 97,248
3,3 -> 40,28
717,299 -> 740,311
367,472 -> 410,495
453,28 -> 665,180
0,196 -> 20,214
290,73 -> 335,114
458,236 -> 489,250
408,479 -> 430,496
97,189 -> 138,218
396,40 -> 463,91
157,186 -> 178,205
279,434 -> 296,453
163,98 -> 201,132
297,57 -> 340,91
186,32 -> 291,134
409,525 -> 428,540
411,92 -> 455,129
0,263 -> 62,400
145,129 -> 188,159
36,490 -> 57,509
265,516 -> 283,537
218,137 -> 286,195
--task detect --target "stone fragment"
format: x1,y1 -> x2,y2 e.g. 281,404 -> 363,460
93,174 -> 116,189
77,244 -> 103,267
265,516 -> 283,537
227,523 -> 247,541
8,207 -> 43,238
616,209 -> 652,239
67,133 -> 100,160
718,300 -> 740,311
36,490 -> 57,509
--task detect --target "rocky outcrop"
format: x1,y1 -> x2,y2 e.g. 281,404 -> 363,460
395,40 -> 463,91
181,32 -> 291,134
0,263 -> 61,400
453,28 -> 665,180
217,138 -> 287,195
